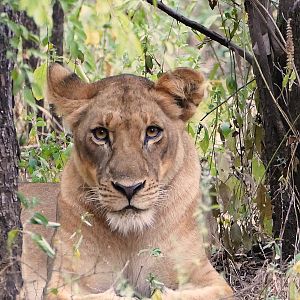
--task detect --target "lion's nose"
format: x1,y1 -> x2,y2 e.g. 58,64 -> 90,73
112,181 -> 145,202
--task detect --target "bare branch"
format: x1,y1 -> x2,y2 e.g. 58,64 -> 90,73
144,0 -> 253,64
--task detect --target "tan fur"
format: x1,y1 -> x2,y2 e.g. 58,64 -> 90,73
21,64 -> 233,300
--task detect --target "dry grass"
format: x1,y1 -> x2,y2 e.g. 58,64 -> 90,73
212,246 -> 300,299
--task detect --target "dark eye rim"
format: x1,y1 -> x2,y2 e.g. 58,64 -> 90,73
91,127 -> 109,142
145,125 -> 163,140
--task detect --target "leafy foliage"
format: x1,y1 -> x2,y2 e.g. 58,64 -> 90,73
4,0 -> 272,252
19,130 -> 72,182
3,0 -> 299,297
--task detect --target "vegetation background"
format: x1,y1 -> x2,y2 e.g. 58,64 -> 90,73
0,0 -> 299,299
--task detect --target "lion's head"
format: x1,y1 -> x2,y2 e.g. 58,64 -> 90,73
47,64 -> 205,235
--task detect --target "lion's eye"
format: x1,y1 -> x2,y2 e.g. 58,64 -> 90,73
91,127 -> 109,142
145,126 -> 162,140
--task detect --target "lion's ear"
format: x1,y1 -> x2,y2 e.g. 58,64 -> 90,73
47,64 -> 99,125
155,68 -> 205,122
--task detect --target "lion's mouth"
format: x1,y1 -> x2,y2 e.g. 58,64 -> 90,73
117,205 -> 148,213
106,205 -> 155,234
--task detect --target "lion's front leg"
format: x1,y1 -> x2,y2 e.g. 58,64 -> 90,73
160,285 -> 234,300
47,288 -> 137,300
158,260 -> 234,300
73,290 -> 136,300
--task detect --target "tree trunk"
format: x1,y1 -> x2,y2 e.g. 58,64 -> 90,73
50,0 -> 64,128
20,13 -> 39,70
246,0 -> 300,260
20,13 -> 41,137
285,0 -> 300,256
271,0 -> 300,260
51,0 -> 64,60
0,5 -> 23,299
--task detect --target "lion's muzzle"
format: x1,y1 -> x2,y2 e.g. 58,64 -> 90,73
111,181 -> 145,202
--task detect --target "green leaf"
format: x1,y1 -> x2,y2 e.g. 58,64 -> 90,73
31,233 -> 55,258
145,55 -> 153,70
7,229 -> 19,250
18,192 -> 40,209
48,288 -> 58,295
19,0 -> 52,26
282,72 -> 289,89
226,77 -> 237,94
151,248 -> 162,257
112,11 -> 143,60
208,63 -> 220,80
24,87 -> 36,108
69,41 -> 79,58
255,184 -> 272,232
252,158 -> 265,182
36,119 -> 47,127
12,68 -> 25,95
28,158 -> 37,169
220,122 -> 231,139
198,125 -> 209,154
66,62 -> 89,83
30,212 -> 48,226
77,50 -> 85,63
289,281 -> 300,300
32,63 -> 47,100
18,192 -> 29,209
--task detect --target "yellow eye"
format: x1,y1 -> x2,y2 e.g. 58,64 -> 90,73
146,126 -> 162,140
91,127 -> 108,142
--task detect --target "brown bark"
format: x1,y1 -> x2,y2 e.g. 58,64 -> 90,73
50,0 -> 64,127
0,5 -> 23,299
285,0 -> 300,255
271,0 -> 300,260
289,1 -> 300,130
246,0 -> 300,260
20,13 -> 41,136
51,0 -> 64,60
20,13 -> 39,70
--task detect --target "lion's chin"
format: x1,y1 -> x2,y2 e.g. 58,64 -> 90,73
106,209 -> 155,235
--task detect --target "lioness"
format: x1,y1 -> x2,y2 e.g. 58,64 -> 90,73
21,64 -> 233,300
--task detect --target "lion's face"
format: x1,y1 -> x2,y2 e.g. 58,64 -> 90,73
47,65 -> 204,234
74,80 -> 181,234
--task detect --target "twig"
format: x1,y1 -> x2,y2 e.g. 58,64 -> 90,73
20,144 -> 40,150
110,260 -> 129,289
144,0 -> 253,64
251,0 -> 286,46
252,53 -> 297,136
36,104 -> 64,132
199,79 -> 255,122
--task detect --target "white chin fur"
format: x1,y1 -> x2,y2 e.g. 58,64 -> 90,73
106,210 -> 155,235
